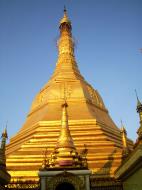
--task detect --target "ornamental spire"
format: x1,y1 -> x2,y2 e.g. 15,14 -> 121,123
56,102 -> 76,151
0,127 -> 11,184
1,127 -> 8,150
43,103 -> 88,168
50,8 -> 84,81
0,127 -> 8,168
47,103 -> 79,167
58,8 -> 73,57
135,91 -> 142,142
120,121 -> 130,159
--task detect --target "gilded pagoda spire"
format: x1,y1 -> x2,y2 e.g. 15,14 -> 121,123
1,127 -> 8,150
120,121 -> 130,159
58,7 -> 74,57
0,128 -> 8,168
45,102 -> 88,168
135,91 -> 142,142
56,102 -> 75,150
0,128 -> 11,184
50,7 -> 83,81
54,103 -> 78,166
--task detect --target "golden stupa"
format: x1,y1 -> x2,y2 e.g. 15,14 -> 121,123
6,9 -> 133,182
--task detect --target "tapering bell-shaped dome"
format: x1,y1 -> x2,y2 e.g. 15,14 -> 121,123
6,9 -> 133,182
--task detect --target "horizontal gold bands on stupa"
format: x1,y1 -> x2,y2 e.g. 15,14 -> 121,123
7,144 -> 119,154
32,130 -> 103,137
7,159 -> 121,167
7,147 -> 120,156
7,119 -> 124,152
29,138 -> 122,148
34,128 -> 122,141
30,136 -> 107,141
7,155 -> 43,158
7,153 -> 122,159
25,142 -> 115,147
9,170 -> 38,177
88,155 -> 122,161
11,119 -> 98,137
7,147 -> 121,156
7,135 -> 123,156
7,151 -> 122,160
40,119 -> 97,125
7,161 -> 122,168
20,142 -> 115,148
19,143 -> 115,149
88,162 -> 122,169
36,125 -> 99,131
7,120 -> 99,152
7,162 -> 42,166
37,124 -> 119,133
7,158 -> 43,162
8,165 -> 41,171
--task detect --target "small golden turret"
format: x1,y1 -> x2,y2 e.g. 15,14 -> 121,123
135,91 -> 142,143
120,121 -> 130,159
54,102 -> 78,167
120,121 -> 128,148
0,128 -> 11,184
56,103 -> 75,149
0,128 -> 8,168
1,128 -> 8,151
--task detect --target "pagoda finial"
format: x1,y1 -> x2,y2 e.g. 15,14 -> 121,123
64,5 -> 67,14
63,6 -> 68,19
60,6 -> 71,27
120,121 -> 130,159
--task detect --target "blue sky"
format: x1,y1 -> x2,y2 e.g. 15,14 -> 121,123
0,0 -> 142,141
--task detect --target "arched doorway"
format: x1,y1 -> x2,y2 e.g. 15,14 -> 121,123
55,182 -> 75,190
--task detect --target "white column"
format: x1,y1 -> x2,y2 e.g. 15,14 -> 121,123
41,177 -> 46,190
85,175 -> 90,190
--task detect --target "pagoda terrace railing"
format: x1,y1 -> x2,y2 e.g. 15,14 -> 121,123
90,177 -> 123,190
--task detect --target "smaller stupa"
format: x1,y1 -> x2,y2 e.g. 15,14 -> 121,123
39,102 -> 91,190
120,121 -> 130,160
0,128 -> 11,188
41,102 -> 88,169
